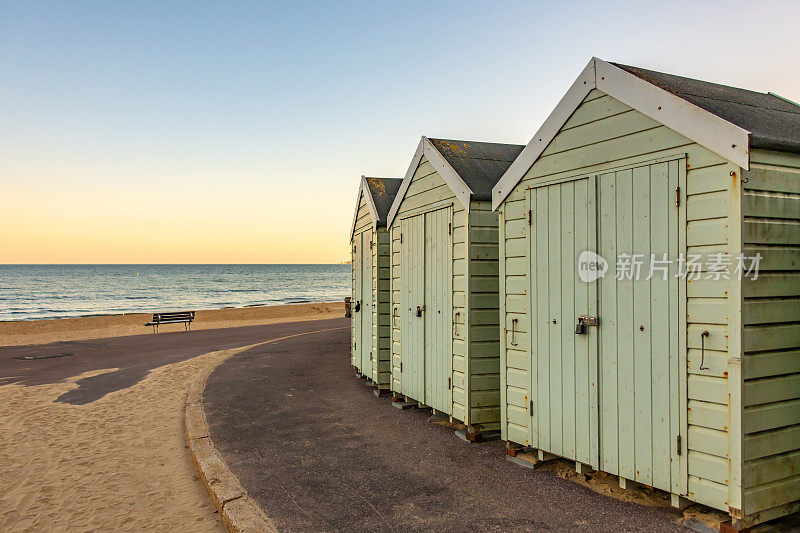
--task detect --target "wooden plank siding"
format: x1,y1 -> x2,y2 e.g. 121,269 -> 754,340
351,188 -> 392,386
740,153 -> 800,518
498,89 -> 733,510
373,227 -> 392,387
467,200 -> 501,430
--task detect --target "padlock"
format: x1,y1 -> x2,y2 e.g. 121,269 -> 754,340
575,316 -> 586,335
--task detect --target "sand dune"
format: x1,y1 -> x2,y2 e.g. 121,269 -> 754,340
0,301 -> 343,347
0,344 -> 265,532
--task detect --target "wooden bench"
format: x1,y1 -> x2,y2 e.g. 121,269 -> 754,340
145,311 -> 195,333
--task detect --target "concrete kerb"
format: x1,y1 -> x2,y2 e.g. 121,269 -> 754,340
184,327 -> 347,533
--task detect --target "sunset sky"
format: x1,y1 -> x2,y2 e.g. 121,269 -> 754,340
2,1 -> 799,264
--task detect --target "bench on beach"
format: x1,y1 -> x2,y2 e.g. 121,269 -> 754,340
145,311 -> 195,333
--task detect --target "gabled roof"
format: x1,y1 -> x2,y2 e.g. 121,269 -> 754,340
387,136 -> 523,226
350,175 -> 402,239
492,57 -> 800,209
365,176 -> 403,225
614,63 -> 800,154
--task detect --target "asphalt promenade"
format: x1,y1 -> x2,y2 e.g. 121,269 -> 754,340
203,325 -> 689,532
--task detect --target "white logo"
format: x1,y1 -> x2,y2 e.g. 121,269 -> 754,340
578,250 -> 608,283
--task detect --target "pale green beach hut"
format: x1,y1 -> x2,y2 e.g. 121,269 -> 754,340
387,137 -> 524,438
350,176 -> 403,391
492,57 -> 800,528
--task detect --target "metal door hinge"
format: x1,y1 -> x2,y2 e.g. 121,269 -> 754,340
529,399 -> 533,412
526,210 -> 532,226
400,233 -> 403,244
675,187 -> 681,207
676,435 -> 682,456
400,362 -> 403,372
448,222 -> 452,235
447,377 -> 451,390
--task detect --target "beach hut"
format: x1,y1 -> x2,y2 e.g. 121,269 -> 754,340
351,176 -> 403,391
492,57 -> 800,528
387,137 -> 524,439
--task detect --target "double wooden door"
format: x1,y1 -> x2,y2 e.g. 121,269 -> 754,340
400,207 -> 453,414
352,230 -> 373,376
527,160 -> 686,493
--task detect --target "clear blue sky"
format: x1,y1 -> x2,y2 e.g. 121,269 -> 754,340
2,1 -> 798,263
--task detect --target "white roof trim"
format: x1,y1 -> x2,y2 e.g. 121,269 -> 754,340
386,137 -> 473,227
349,175 -> 380,241
594,59 -> 750,169
492,59 -> 596,209
492,57 -> 752,209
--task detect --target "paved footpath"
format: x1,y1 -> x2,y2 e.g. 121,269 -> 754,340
204,326 -> 690,532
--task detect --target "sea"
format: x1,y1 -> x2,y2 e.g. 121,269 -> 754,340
0,264 -> 351,321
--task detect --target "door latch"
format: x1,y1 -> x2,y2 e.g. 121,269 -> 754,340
416,305 -> 425,317
355,300 -> 361,313
575,315 -> 598,334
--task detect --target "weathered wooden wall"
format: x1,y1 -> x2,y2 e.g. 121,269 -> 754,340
739,150 -> 800,520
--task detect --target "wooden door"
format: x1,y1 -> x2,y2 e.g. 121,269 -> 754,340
424,207 -> 453,414
597,161 -> 684,493
528,178 -> 599,467
360,231 -> 374,377
352,234 -> 363,371
400,214 -> 425,400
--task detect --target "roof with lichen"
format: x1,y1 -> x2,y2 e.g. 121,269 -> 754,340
364,177 -> 403,226
428,138 -> 525,200
613,63 -> 800,154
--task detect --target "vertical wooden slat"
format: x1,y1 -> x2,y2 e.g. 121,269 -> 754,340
650,162 -> 671,490
587,175 -> 600,469
599,171 -> 619,474
528,190 -> 538,447
425,211 -> 434,405
573,178 -> 590,464
548,186 -> 563,455
536,188 -> 551,450
415,214 -> 425,400
446,207 -> 454,415
561,181 -> 576,459
632,164 -> 653,485
674,159 -> 689,495
616,168 -> 635,480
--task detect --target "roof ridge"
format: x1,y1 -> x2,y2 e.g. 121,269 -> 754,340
440,154 -> 521,162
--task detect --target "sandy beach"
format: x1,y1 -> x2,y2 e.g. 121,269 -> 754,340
0,346 -> 259,531
0,301 -> 342,347
0,305 -> 345,532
